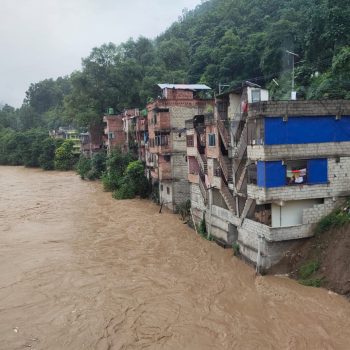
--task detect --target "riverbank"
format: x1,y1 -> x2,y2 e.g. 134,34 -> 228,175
269,223 -> 350,298
1,166 -> 350,349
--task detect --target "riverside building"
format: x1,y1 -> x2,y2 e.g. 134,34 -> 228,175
186,83 -> 350,270
146,84 -> 214,211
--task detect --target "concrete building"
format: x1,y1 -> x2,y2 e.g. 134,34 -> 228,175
122,108 -> 139,154
187,84 -> 350,270
146,83 -> 214,211
103,113 -> 126,153
135,109 -> 148,162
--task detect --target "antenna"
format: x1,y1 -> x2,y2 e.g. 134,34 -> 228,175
285,50 -> 300,100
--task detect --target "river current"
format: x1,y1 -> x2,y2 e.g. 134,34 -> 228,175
0,166 -> 349,349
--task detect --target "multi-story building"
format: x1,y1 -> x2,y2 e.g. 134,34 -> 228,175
146,83 -> 214,211
103,111 -> 126,153
187,83 -> 350,270
122,108 -> 139,154
135,109 -> 148,162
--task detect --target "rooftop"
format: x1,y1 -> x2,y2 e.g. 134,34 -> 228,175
157,83 -> 211,91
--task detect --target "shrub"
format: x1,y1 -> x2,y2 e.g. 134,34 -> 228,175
198,214 -> 208,238
76,155 -> 92,179
102,150 -> 135,191
76,152 -> 106,180
90,152 -> 106,178
39,137 -> 60,170
113,183 -> 136,199
298,260 -> 320,280
175,200 -> 191,221
315,206 -> 350,235
101,171 -> 120,191
54,140 -> 76,170
123,160 -> 150,198
299,278 -> 323,288
232,242 -> 240,256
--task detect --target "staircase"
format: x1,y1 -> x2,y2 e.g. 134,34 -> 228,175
220,183 -> 236,212
198,173 -> 207,205
232,122 -> 248,159
240,198 -> 254,224
218,151 -> 232,184
217,119 -> 230,149
196,151 -> 208,204
235,158 -> 249,195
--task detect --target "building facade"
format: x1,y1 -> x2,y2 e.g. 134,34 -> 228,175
187,85 -> 350,269
103,113 -> 126,152
146,84 -> 214,211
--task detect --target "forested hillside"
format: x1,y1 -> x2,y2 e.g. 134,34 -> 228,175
1,0 -> 349,132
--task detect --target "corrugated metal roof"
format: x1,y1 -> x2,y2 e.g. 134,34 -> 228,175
157,83 -> 211,91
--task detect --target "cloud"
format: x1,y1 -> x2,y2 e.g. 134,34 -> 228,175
0,0 -> 201,107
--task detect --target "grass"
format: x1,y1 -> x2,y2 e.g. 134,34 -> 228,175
315,200 -> 350,235
298,260 -> 322,288
232,242 -> 240,256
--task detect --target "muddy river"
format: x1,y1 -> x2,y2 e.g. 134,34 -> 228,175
0,166 -> 350,350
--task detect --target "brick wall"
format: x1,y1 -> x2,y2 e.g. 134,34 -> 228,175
249,100 -> 350,118
165,88 -> 194,100
248,142 -> 350,160
302,197 -> 345,224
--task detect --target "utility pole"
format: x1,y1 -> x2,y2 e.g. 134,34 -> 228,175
286,50 -> 299,100
218,83 -> 230,95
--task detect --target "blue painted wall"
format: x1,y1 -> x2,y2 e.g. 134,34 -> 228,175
257,161 -> 286,188
257,159 -> 328,188
264,115 -> 350,145
307,158 -> 328,184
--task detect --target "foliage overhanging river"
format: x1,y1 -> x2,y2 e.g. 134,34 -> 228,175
1,166 -> 350,350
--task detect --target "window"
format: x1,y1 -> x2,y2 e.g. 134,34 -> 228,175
108,132 -> 115,139
186,135 -> 194,147
286,160 -> 307,185
164,155 -> 171,162
251,89 -> 261,103
160,185 -> 163,191
167,187 -> 170,195
155,133 -> 169,146
208,133 -> 216,146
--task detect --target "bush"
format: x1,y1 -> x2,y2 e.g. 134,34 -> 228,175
102,151 -> 135,191
123,160 -> 150,198
76,152 -> 106,180
315,205 -> 350,235
232,242 -> 240,256
76,155 -> 92,179
175,200 -> 191,221
113,183 -> 136,199
198,215 -> 207,237
54,140 -> 76,170
90,152 -> 106,178
298,260 -> 320,280
39,138 -> 61,170
101,171 -> 121,191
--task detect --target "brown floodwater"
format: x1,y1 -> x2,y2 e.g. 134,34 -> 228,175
0,166 -> 350,350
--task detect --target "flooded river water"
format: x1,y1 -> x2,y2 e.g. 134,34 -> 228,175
0,166 -> 350,350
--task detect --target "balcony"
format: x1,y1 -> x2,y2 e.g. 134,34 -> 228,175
241,218 -> 313,242
149,144 -> 172,155
247,142 -> 350,161
247,183 -> 331,203
150,167 -> 172,181
151,112 -> 171,131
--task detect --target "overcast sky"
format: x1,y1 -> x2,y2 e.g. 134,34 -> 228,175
0,0 -> 201,107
